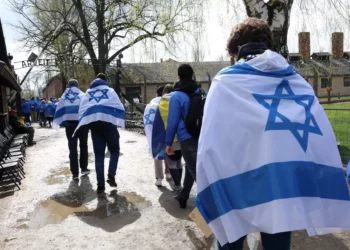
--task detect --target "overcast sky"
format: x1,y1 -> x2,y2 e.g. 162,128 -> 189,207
0,0 -> 349,81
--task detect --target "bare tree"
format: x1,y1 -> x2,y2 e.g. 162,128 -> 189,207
223,0 -> 350,57
9,0 -> 198,75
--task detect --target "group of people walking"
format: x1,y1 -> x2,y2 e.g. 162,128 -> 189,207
53,73 -> 125,193
24,16 -> 349,250
144,17 -> 350,250
21,97 -> 58,127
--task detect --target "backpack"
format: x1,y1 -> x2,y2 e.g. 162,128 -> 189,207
184,90 -> 206,138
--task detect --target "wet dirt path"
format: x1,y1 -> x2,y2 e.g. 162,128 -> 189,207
0,126 -> 213,250
1,126 -> 350,249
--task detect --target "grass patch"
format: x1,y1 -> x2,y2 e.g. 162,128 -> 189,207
323,103 -> 350,163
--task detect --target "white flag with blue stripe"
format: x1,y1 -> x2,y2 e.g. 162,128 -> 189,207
53,86 -> 84,130
196,50 -> 350,246
74,82 -> 125,135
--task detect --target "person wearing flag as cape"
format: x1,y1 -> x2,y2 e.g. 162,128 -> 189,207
143,84 -> 183,191
53,79 -> 90,180
144,85 -> 173,188
75,73 -> 125,193
196,18 -> 350,250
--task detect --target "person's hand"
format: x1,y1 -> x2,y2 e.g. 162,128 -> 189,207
166,146 -> 174,155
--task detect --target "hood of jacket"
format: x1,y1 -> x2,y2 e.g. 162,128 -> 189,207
175,78 -> 198,94
90,78 -> 109,88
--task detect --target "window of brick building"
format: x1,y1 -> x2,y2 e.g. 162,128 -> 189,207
344,77 -> 350,87
321,78 -> 332,88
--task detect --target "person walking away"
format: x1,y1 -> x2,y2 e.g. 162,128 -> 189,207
196,18 -> 350,250
161,84 -> 183,192
144,86 -> 172,187
44,101 -> 55,127
53,79 -> 90,180
35,97 -> 40,121
9,109 -> 36,146
29,97 -> 37,122
75,73 -> 125,193
166,64 -> 205,208
37,99 -> 47,127
21,99 -> 31,125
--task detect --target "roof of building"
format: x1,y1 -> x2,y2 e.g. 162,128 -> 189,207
42,74 -> 62,91
116,55 -> 350,85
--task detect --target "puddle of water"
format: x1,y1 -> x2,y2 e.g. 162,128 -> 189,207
27,191 -> 151,229
45,176 -> 65,185
16,224 -> 29,229
50,168 -> 71,176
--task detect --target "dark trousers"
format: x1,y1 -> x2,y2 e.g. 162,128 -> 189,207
39,112 -> 46,126
179,137 -> 198,200
17,126 -> 35,144
91,125 -> 120,186
23,113 -> 31,124
46,117 -> 53,127
218,232 -> 292,250
65,125 -> 89,177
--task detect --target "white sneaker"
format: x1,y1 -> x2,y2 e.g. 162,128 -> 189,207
165,173 -> 172,180
155,178 -> 162,187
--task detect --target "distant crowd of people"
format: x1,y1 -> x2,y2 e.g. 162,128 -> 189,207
20,97 -> 58,127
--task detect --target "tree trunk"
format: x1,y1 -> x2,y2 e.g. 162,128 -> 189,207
242,0 -> 294,57
96,0 -> 107,74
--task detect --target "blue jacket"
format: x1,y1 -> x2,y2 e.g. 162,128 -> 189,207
29,99 -> 37,109
44,103 -> 55,117
21,102 -> 31,114
165,90 -> 198,146
37,103 -> 46,112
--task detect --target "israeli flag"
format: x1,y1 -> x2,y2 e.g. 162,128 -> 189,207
53,87 -> 84,130
74,85 -> 125,135
196,50 -> 350,246
144,94 -> 173,160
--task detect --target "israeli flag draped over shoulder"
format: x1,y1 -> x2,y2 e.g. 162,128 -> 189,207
74,79 -> 125,134
53,86 -> 84,130
144,94 -> 173,160
196,50 -> 350,246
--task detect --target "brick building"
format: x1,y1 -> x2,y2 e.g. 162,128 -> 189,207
42,74 -> 66,99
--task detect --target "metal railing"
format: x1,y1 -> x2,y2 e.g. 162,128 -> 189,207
124,103 -> 145,134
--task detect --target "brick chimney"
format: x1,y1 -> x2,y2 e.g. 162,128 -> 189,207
299,32 -> 310,60
332,32 -> 344,59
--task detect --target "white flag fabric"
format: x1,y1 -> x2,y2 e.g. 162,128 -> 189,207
74,82 -> 125,135
144,96 -> 164,160
53,86 -> 84,130
196,50 -> 350,246
143,94 -> 173,160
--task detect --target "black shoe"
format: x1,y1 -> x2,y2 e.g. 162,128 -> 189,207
174,193 -> 187,209
28,141 -> 36,146
81,169 -> 91,175
107,175 -> 117,187
97,185 -> 105,193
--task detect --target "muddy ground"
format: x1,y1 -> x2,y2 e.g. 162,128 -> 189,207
0,125 -> 350,250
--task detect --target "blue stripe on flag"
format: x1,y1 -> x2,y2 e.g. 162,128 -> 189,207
80,105 -> 125,121
217,63 -> 296,78
54,106 -> 79,119
196,161 -> 350,224
151,108 -> 166,158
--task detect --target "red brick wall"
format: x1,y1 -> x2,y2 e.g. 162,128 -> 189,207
43,79 -> 65,99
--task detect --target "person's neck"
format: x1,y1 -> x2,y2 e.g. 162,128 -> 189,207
237,43 -> 268,61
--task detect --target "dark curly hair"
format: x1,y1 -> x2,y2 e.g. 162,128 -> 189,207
227,18 -> 273,55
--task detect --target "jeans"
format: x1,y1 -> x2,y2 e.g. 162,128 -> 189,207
46,117 -> 53,127
23,113 -> 31,124
179,137 -> 198,200
91,125 -> 120,186
65,125 -> 89,177
218,232 -> 292,250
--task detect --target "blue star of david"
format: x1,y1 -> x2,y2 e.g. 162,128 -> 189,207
64,88 -> 80,104
88,89 -> 109,103
252,79 -> 323,152
144,109 -> 156,125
